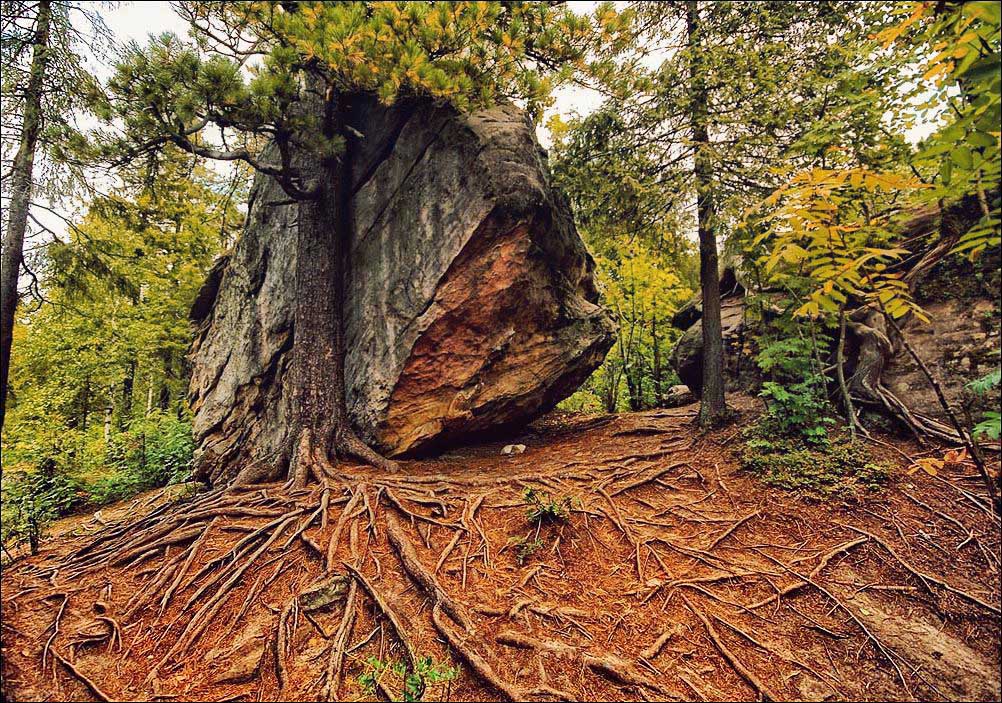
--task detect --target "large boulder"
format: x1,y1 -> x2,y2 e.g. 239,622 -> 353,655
670,269 -> 760,397
670,296 -> 755,397
187,97 -> 616,478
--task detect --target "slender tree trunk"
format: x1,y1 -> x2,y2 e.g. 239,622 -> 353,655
603,367 -> 618,413
146,374 -> 155,416
1,0 -> 51,433
652,315 -> 664,407
81,377 -> 90,430
120,360 -> 136,429
625,364 -> 642,411
104,402 -> 113,445
836,307 -> 860,439
687,0 -> 727,428
158,353 -> 172,411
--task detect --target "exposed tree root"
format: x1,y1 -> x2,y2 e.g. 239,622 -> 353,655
838,523 -> 1001,614
2,402 -> 999,702
50,648 -> 112,702
682,594 -> 780,702
496,629 -> 683,700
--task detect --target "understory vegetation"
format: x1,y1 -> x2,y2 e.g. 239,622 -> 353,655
1,151 -> 240,553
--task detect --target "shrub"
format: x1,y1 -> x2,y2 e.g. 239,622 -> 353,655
359,655 -> 459,701
755,335 -> 834,445
512,536 -> 545,565
1,465 -> 83,554
91,411 -> 195,504
1,412 -> 196,554
523,487 -> 572,524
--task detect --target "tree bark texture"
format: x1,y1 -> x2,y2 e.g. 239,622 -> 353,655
1,0 -> 51,432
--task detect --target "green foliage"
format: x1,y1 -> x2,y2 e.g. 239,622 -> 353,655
0,467 -> 83,555
358,654 -> 459,702
879,1 -> 1001,259
754,336 -> 817,380
968,366 -> 1002,396
523,487 -> 571,525
89,412 -> 195,505
968,367 -> 1002,440
758,381 -> 834,446
742,433 -> 888,500
85,1 -> 637,182
1,411 -> 196,553
550,112 -> 695,413
753,330 -> 834,445
1,148 -> 232,549
511,536 -> 544,566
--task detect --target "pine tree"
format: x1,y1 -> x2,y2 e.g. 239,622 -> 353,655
1,0 -> 111,433
84,1 -> 632,487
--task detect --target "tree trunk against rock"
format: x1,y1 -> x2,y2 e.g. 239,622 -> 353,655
652,315 -> 664,407
686,0 -> 727,428
231,91 -> 396,487
1,0 -> 50,434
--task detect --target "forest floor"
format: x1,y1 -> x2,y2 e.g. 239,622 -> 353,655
1,394 -> 1000,702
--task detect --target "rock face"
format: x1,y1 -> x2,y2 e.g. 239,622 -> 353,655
670,270 -> 759,397
188,97 -> 616,479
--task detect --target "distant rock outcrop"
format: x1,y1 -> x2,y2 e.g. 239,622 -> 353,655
187,97 -> 616,479
669,268 -> 759,397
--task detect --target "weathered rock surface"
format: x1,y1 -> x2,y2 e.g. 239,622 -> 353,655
188,97 -> 615,479
670,270 -> 760,397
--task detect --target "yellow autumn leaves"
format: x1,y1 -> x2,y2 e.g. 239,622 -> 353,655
751,166 -> 929,322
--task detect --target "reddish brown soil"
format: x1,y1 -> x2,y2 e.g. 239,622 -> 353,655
2,396 -> 1000,702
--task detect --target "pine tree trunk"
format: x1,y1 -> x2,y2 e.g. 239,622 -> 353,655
231,90 -> 395,487
652,315 -> 664,407
687,0 -> 727,428
0,0 -> 50,433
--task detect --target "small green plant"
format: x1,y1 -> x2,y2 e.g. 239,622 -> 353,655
523,487 -> 572,524
358,655 -> 459,702
512,536 -> 545,565
758,380 -> 834,444
755,335 -> 835,445
968,367 -> 1001,440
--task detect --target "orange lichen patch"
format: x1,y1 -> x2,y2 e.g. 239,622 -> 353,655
2,396 -> 1000,702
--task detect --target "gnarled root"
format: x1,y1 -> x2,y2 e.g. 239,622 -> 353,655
227,425 -> 399,490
